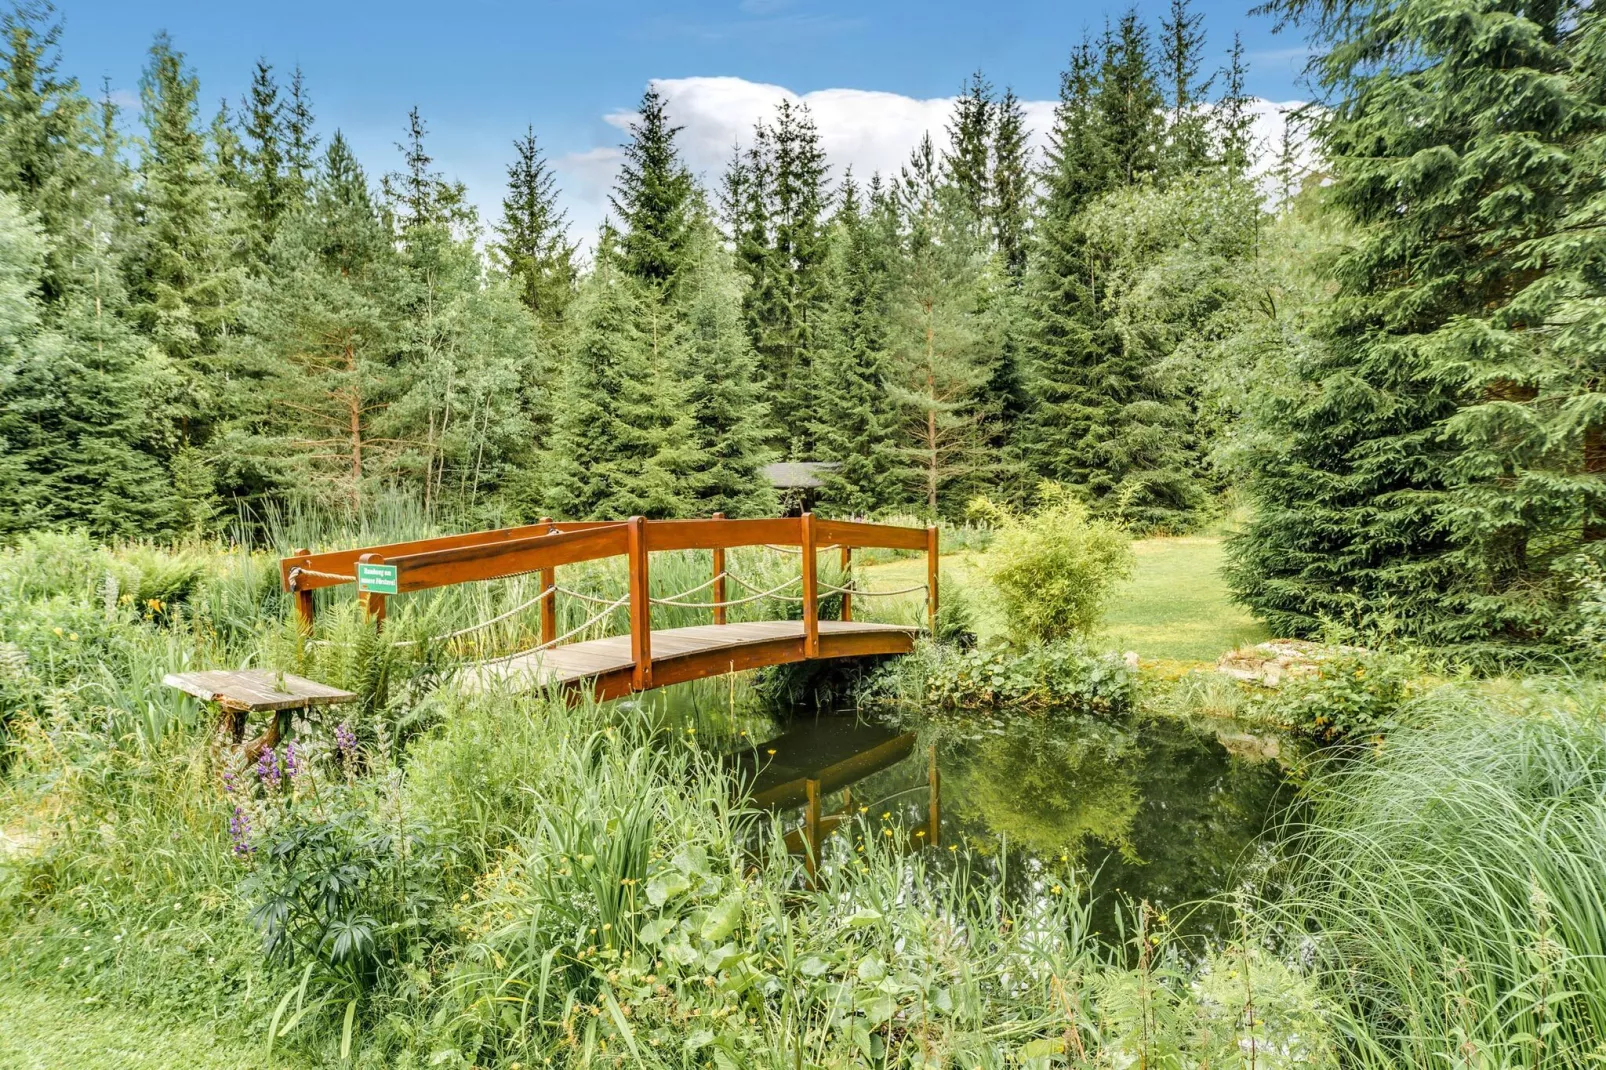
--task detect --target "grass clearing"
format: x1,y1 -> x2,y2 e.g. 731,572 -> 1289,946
0,980 -> 297,1070
866,533 -> 1265,663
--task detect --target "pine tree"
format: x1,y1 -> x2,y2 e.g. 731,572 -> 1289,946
1214,35 -> 1256,183
670,230 -> 778,517
812,173 -> 897,514
1098,11 -> 1164,188
224,130 -> 403,511
1230,0 -> 1606,647
888,135 -> 992,515
611,85 -> 697,292
495,125 -> 575,326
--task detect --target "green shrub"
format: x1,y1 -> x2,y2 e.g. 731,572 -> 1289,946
868,639 -> 1138,714
1254,651 -> 1420,741
970,483 -> 1134,645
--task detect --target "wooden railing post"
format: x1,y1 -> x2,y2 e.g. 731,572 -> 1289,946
628,516 -> 652,690
801,512 -> 819,658
839,544 -> 853,622
928,743 -> 941,847
711,511 -> 727,627
291,547 -> 315,633
357,552 -> 387,627
538,517 -> 557,647
926,525 -> 939,637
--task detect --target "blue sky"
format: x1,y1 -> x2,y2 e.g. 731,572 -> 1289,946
48,0 -> 1312,240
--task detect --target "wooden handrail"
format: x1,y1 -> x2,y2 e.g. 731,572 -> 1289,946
281,513 -> 941,674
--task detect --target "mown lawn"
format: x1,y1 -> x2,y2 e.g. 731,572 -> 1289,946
864,534 -> 1266,664
0,980 -> 298,1070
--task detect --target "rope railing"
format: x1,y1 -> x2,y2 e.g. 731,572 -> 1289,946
647,571 -> 725,607
475,595 -> 629,665
817,580 -> 929,598
726,573 -> 807,603
391,584 -> 555,648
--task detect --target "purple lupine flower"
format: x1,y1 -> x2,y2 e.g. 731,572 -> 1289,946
229,804 -> 253,857
283,742 -> 299,780
256,747 -> 281,792
221,768 -> 237,795
334,722 -> 357,764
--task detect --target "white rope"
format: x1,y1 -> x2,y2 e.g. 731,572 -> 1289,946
817,581 -> 929,597
649,572 -> 730,607
474,595 -> 629,665
391,584 -> 554,648
555,585 -> 627,606
726,573 -> 807,603
287,565 -> 354,589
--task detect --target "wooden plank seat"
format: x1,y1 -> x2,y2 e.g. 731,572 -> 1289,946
458,619 -> 916,701
163,669 -> 356,713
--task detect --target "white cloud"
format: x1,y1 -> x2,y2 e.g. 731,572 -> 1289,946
547,76 -> 1311,249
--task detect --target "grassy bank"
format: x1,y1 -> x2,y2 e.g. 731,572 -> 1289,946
867,533 -> 1265,663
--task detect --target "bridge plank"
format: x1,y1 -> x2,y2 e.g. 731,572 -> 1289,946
458,620 -> 915,697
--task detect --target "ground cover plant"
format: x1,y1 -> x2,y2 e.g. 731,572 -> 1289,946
0,529 -> 1339,1067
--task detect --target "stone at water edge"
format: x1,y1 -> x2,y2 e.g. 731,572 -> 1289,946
1215,639 -> 1368,688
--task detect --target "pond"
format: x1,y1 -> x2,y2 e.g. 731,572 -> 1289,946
660,683 -> 1297,948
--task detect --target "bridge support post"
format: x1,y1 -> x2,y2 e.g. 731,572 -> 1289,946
926,525 -> 939,637
711,512 -> 726,626
628,516 -> 652,691
357,552 -> 387,628
538,517 -> 557,647
291,547 -> 316,633
801,513 -> 819,658
839,544 -> 852,622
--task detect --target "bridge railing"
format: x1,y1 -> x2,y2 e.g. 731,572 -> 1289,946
280,514 -> 938,687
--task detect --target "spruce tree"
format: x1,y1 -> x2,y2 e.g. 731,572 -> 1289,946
611,85 -> 697,291
1159,0 -> 1211,175
0,8 -> 178,537
729,99 -> 831,449
990,87 -> 1032,283
284,65 -> 317,199
494,125 -> 575,326
1230,0 -> 1606,647
812,174 -> 896,514
942,71 -> 993,235
539,256 -> 687,519
383,106 -> 470,234
240,59 -> 290,265
1021,37 -> 1110,486
1098,12 -> 1164,188
671,230 -> 778,517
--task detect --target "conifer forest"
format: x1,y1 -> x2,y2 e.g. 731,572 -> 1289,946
5,0 -> 1606,1064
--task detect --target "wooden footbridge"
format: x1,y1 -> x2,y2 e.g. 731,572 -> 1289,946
278,513 -> 937,702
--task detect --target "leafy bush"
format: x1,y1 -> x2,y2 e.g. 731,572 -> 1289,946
970,483 -> 1134,644
868,639 -> 1138,714
1254,651 -> 1420,741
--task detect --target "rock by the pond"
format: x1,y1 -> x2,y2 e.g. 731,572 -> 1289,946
1216,639 -> 1367,687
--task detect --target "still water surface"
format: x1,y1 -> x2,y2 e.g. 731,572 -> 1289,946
660,682 -> 1295,947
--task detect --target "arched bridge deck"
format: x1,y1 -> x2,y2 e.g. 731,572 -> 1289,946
280,514 -> 937,702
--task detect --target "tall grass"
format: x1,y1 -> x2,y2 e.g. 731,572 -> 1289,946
1276,689 -> 1606,1066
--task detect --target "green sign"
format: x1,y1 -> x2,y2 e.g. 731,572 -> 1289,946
356,562 -> 398,595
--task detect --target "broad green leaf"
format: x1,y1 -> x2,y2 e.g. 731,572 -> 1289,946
700,892 -> 742,942
646,871 -> 690,906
